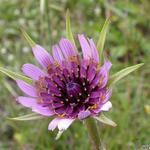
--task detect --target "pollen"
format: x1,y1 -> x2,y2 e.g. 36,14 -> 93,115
58,113 -> 65,118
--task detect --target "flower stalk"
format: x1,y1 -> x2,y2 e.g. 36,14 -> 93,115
84,118 -> 101,150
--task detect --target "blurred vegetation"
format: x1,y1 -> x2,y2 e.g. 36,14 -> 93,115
0,0 -> 149,150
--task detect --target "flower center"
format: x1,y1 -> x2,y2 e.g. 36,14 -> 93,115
66,82 -> 81,97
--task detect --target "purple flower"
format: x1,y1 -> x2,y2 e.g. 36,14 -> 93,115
16,34 -> 112,132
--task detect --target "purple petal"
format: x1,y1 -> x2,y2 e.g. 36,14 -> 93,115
66,106 -> 74,115
32,44 -> 54,68
100,101 -> 112,111
90,60 -> 112,89
88,39 -> 99,63
90,91 -> 100,98
80,59 -> 89,78
55,107 -> 66,114
101,89 -> 112,103
53,76 -> 64,88
87,63 -> 96,83
78,110 -> 91,120
17,96 -> 54,116
70,61 -> 79,78
17,96 -> 37,107
104,59 -> 112,71
52,45 -> 64,63
48,118 -> 60,131
59,38 -> 77,59
78,34 -> 92,59
16,80 -> 37,97
98,60 -> 112,88
32,105 -> 54,116
93,101 -> 112,113
52,102 -> 64,109
57,118 -> 74,131
22,63 -> 46,80
88,98 -> 99,104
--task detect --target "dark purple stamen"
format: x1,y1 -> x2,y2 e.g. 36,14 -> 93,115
66,82 -> 82,97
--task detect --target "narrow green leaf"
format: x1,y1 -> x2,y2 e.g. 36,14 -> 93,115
8,113 -> 44,121
21,28 -> 36,47
3,80 -> 17,97
109,63 -> 144,87
94,113 -> 117,127
97,18 -> 110,63
0,67 -> 33,84
66,9 -> 76,46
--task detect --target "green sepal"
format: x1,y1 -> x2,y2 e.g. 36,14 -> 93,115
0,67 -> 33,84
8,113 -> 44,121
94,113 -> 117,127
97,18 -> 110,63
108,63 -> 144,87
66,9 -> 76,46
21,28 -> 36,47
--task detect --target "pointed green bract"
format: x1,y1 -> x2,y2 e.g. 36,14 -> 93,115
55,130 -> 64,140
94,113 -> 117,127
0,67 -> 33,84
21,28 -> 36,47
3,80 -> 17,97
8,113 -> 44,121
97,18 -> 110,63
66,9 -> 76,46
109,63 -> 144,87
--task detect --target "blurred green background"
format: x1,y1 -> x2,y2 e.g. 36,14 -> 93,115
0,0 -> 149,150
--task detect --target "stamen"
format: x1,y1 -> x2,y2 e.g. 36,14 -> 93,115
48,90 -> 50,94
92,86 -> 95,89
77,99 -> 80,102
79,93 -> 82,96
66,98 -> 69,102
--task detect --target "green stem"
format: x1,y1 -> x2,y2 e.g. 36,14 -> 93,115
45,0 -> 51,46
84,118 -> 101,150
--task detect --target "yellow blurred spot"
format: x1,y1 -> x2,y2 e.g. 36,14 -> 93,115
14,133 -> 24,144
144,104 -> 150,115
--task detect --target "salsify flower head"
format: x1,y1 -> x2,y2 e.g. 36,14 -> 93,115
16,34 -> 112,132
